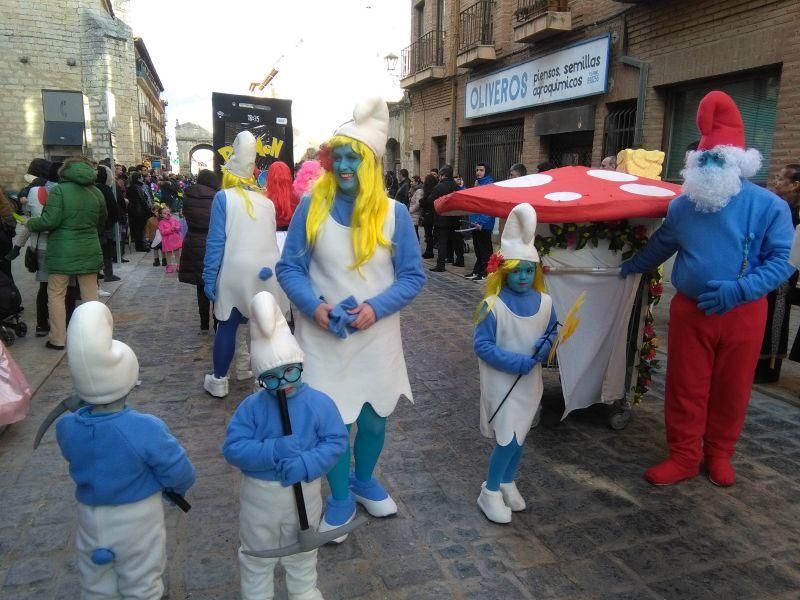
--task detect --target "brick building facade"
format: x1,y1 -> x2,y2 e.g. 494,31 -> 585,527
401,0 -> 798,185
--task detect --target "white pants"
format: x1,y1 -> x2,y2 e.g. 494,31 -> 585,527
239,476 -> 324,600
76,493 -> 166,600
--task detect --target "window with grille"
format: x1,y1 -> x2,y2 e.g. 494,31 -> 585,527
459,122 -> 524,185
603,101 -> 637,159
433,136 -> 447,169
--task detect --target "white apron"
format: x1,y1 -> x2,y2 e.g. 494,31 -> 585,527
293,199 -> 412,424
479,294 -> 552,446
215,188 -> 288,321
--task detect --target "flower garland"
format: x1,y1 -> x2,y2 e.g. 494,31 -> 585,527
534,220 -> 662,404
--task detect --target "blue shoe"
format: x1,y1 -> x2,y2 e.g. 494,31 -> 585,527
319,495 -> 356,544
349,475 -> 397,517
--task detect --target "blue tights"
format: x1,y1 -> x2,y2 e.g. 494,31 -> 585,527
213,308 -> 247,378
327,403 -> 386,501
486,437 -> 523,491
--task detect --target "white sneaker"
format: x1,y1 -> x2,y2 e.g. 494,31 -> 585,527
203,374 -> 229,398
318,509 -> 355,544
477,482 -> 511,524
98,289 -> 111,297
500,481 -> 526,511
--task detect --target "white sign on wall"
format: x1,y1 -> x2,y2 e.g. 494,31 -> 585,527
465,35 -> 611,119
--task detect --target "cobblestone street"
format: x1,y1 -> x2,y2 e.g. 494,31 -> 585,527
2,253 -> 800,599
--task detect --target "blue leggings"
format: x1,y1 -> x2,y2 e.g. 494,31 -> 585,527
485,436 -> 523,491
213,307 -> 247,378
327,403 -> 386,501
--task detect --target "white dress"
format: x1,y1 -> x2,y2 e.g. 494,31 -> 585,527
293,199 -> 413,425
478,294 -> 552,446
214,188 -> 288,321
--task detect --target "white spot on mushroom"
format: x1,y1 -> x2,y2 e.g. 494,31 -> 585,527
587,169 -> 638,182
619,183 -> 676,197
544,192 -> 582,201
495,174 -> 553,188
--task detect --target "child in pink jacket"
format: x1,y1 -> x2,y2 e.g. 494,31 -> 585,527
157,207 -> 183,273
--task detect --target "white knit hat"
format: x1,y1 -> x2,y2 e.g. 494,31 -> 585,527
500,203 -> 540,263
250,291 -> 304,377
334,97 -> 389,158
67,302 -> 139,405
224,130 -> 257,179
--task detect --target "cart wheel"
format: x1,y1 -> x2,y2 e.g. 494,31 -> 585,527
1,328 -> 15,347
15,322 -> 27,337
609,408 -> 631,431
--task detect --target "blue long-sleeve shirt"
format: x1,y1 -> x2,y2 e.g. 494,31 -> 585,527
56,407 -> 196,506
624,181 -> 795,301
276,194 -> 426,320
222,384 -> 348,482
474,287 -> 557,375
202,191 -> 227,292
469,175 -> 495,231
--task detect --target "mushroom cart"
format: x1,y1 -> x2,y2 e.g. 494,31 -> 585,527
436,166 -> 682,429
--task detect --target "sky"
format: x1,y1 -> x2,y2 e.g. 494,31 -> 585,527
126,0 -> 409,167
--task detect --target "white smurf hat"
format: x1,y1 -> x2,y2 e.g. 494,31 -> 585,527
224,130 -> 257,179
500,203 -> 540,263
67,301 -> 139,405
250,291 -> 304,377
334,97 -> 389,158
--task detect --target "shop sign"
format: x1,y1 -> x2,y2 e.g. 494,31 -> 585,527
465,35 -> 610,119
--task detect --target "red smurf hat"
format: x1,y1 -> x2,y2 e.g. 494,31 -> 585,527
697,91 -> 745,151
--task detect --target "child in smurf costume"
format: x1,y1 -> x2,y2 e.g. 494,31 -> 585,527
55,301 -> 195,599
223,291 -> 348,600
203,130 -> 288,398
473,203 -> 557,524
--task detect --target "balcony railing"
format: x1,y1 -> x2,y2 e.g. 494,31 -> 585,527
459,1 -> 494,52
401,30 -> 445,79
515,0 -> 567,22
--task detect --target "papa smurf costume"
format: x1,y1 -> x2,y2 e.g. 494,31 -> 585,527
203,130 -> 289,398
621,91 -> 795,487
473,204 -> 557,523
276,98 -> 425,539
223,292 -> 348,600
55,301 -> 195,599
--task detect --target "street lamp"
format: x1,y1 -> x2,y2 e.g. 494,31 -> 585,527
384,52 -> 398,74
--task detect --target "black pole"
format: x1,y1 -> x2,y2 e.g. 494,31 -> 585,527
277,388 -> 310,531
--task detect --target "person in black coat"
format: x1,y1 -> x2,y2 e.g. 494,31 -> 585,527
178,169 -> 219,332
418,174 -> 439,258
126,172 -> 150,252
95,165 -> 120,282
426,165 -> 462,272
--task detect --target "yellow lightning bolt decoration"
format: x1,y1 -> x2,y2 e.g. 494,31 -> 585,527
547,290 -> 586,364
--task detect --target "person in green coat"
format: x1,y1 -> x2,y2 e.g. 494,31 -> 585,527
27,157 -> 106,350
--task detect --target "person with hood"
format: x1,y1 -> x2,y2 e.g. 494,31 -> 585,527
179,169 -> 219,332
18,158 -> 51,206
466,162 -> 496,281
27,157 -> 106,350
54,301 -> 195,599
96,165 -> 120,283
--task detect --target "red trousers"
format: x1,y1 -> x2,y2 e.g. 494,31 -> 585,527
664,292 -> 766,467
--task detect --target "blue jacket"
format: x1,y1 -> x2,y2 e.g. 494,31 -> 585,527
222,384 -> 348,482
57,407 -> 195,506
624,180 -> 794,302
469,175 -> 495,231
276,194 -> 426,320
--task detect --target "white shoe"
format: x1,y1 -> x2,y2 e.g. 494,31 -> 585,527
98,289 -> 111,297
318,510 -> 355,544
477,482 -> 511,524
500,481 -> 526,511
235,369 -> 253,381
352,492 -> 397,518
203,374 -> 229,398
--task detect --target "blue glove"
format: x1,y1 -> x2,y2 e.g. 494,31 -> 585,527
517,356 -> 535,376
696,279 -> 742,315
619,260 -> 636,279
277,456 -> 307,487
328,295 -> 359,339
532,335 -> 553,364
204,283 -> 216,302
258,267 -> 273,281
272,434 -> 302,461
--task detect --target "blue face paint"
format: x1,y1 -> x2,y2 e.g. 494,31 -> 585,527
332,144 -> 362,196
506,260 -> 536,293
698,151 -> 725,168
259,363 -> 304,398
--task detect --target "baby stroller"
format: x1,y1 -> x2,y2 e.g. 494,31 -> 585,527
0,270 -> 26,346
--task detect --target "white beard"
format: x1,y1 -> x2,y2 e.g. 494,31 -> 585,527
681,146 -> 762,213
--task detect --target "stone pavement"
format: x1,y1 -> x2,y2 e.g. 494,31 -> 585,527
2,253 -> 800,599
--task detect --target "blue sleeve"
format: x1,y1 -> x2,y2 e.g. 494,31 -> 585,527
737,200 -> 795,301
365,203 -> 426,320
275,197 -> 320,319
202,192 -> 227,290
299,392 -> 349,481
136,416 -> 196,497
473,304 -> 531,375
222,398 -> 279,472
625,203 -> 681,273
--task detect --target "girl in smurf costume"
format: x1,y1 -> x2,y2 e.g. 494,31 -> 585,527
55,301 -> 195,599
223,291 -> 348,600
203,130 -> 288,398
277,98 -> 425,541
473,203 -> 557,524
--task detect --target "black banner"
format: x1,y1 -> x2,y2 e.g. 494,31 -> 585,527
211,92 -> 294,176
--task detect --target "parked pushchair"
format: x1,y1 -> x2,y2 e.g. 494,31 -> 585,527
0,270 -> 26,346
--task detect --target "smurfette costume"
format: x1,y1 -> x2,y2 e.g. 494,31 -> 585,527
55,302 -> 195,600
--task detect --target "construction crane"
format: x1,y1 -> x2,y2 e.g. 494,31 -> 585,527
248,38 -> 303,93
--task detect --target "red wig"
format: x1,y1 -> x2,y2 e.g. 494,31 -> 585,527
266,161 -> 293,228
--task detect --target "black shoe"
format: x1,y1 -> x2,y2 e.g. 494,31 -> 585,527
105,275 -> 121,282
98,273 -> 104,280
421,253 -> 434,259
161,257 -> 167,267
473,274 -> 486,281
453,261 -> 465,267
429,266 -> 446,272
122,258 -> 130,263
153,258 -> 160,267
35,326 -> 50,337
445,258 -> 453,264
45,341 -> 65,350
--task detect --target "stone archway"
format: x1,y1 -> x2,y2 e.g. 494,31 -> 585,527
188,143 -> 214,174
384,137 -> 400,175
175,122 -> 212,175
